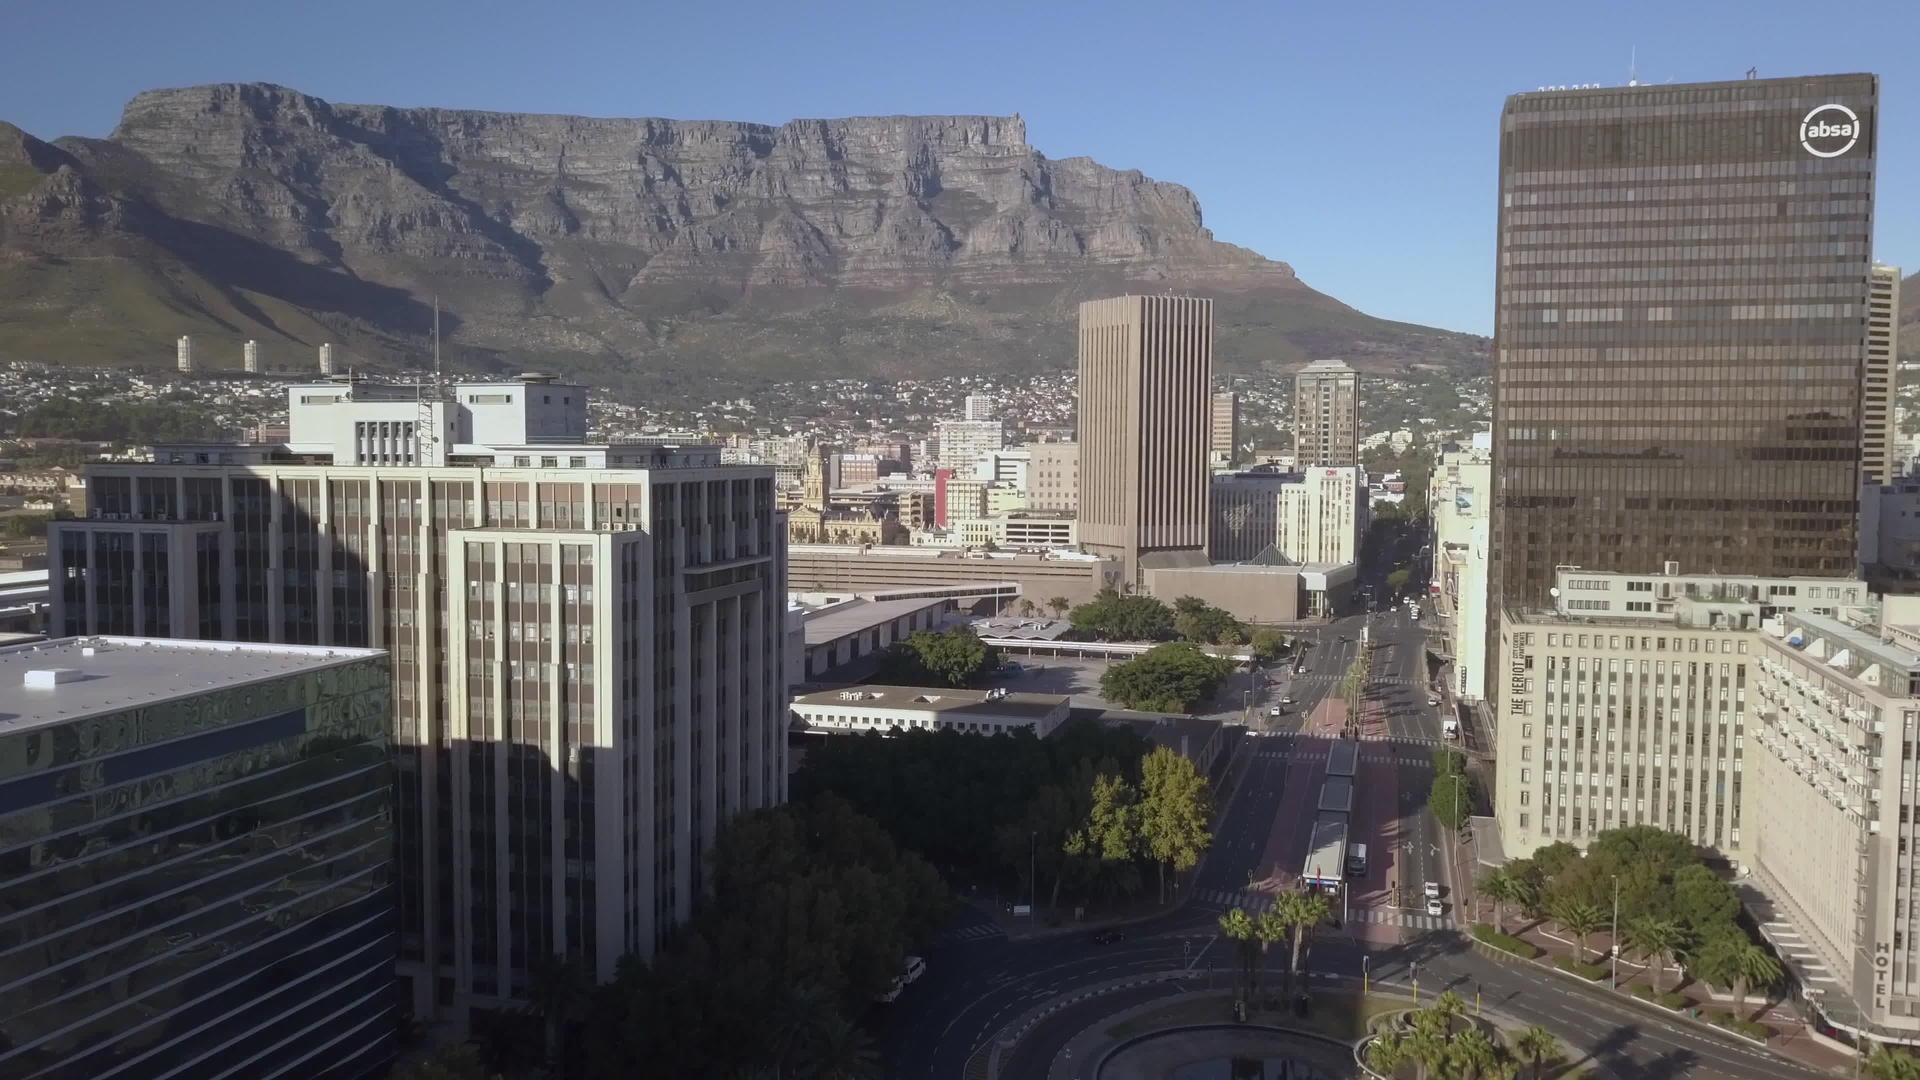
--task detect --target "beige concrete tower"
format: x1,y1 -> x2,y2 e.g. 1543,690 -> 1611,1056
1292,358 -> 1359,467
1864,265 -> 1902,485
1210,391 -> 1240,467
1077,295 -> 1213,582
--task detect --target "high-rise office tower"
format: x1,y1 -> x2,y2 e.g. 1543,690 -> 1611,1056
963,393 -> 995,421
0,635 -> 394,1079
1291,359 -> 1358,468
1210,391 -> 1240,467
1491,74 -> 1878,617
1077,295 -> 1213,581
48,374 -> 789,1026
1864,264 -> 1902,485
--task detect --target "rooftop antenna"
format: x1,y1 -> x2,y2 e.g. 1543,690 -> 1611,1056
1628,46 -> 1638,87
1746,67 -> 1758,80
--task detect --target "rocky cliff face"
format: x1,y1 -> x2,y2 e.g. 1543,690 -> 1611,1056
0,83 -> 1483,384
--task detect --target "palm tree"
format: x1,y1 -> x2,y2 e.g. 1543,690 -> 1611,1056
1219,907 -> 1259,1002
1368,1030 -> 1411,1076
805,1016 -> 882,1080
1404,1007 -> 1454,1080
1018,598 -> 1038,618
1719,941 -> 1784,1015
1477,868 -> 1516,930
1866,1044 -> 1920,1080
1269,889 -> 1331,995
1430,989 -> 1468,1025
1253,908 -> 1288,1002
1511,1024 -> 1562,1080
1048,596 -> 1071,618
770,981 -> 838,1076
1448,1027 -> 1507,1080
1545,898 -> 1606,963
526,953 -> 590,1072
1621,916 -> 1689,994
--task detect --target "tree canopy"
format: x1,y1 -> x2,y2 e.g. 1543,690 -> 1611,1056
873,627 -> 998,688
1099,642 -> 1234,713
1171,596 -> 1242,646
1068,589 -> 1175,642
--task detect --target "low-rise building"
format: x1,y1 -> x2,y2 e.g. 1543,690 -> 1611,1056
787,544 -> 1120,609
791,684 -> 1070,737
790,590 -> 951,681
0,636 -> 396,1078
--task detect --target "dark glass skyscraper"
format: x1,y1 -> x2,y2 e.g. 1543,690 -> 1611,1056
1492,74 -> 1878,614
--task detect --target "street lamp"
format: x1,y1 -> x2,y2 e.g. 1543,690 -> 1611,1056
1610,874 -> 1621,987
1030,831 -> 1038,919
1362,955 -> 1371,996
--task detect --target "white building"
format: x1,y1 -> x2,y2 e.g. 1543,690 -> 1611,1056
318,342 -> 337,375
1430,430 -> 1491,702
175,335 -> 195,374
950,511 -> 1078,551
1208,466 -> 1367,566
1493,566 -> 1869,860
935,419 -> 1004,473
963,393 -> 995,421
243,338 -> 260,373
970,448 -> 1031,491
791,684 -> 1070,738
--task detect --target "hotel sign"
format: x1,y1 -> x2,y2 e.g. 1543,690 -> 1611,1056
1508,634 -> 1532,717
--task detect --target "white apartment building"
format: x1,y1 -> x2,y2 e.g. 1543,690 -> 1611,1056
970,448 -> 1031,491
963,393 -> 995,421
1494,567 -> 1869,860
1430,431 -> 1491,703
48,374 -> 788,1027
1748,598 -> 1920,1044
791,684 -> 1070,738
935,419 -> 1004,473
949,511 -> 1078,551
1208,466 -> 1366,566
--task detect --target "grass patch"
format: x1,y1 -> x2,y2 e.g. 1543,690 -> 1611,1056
1472,923 -> 1542,959
1629,985 -> 1689,1010
1553,957 -> 1608,980
1703,1009 -> 1771,1040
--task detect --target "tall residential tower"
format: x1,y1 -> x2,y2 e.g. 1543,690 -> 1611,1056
1076,295 -> 1213,581
1292,359 -> 1359,468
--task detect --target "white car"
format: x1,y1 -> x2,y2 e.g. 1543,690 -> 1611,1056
1426,898 -> 1445,917
1427,696 -> 1441,707
1423,880 -> 1442,899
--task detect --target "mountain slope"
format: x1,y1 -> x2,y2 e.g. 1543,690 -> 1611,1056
0,84 -> 1486,388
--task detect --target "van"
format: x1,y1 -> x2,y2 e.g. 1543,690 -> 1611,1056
1442,717 -> 1460,739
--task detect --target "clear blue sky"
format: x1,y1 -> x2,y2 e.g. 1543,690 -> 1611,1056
5,0 -> 1915,336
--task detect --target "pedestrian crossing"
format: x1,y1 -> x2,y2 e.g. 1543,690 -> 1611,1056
1256,749 -> 1403,765
929,923 -> 1007,947
1192,889 -> 1451,930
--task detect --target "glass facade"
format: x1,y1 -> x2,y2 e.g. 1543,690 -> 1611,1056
1492,74 -> 1879,614
0,652 -> 395,1079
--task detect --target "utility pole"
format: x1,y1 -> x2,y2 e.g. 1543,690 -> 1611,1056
1610,875 -> 1621,987
1030,831 -> 1038,918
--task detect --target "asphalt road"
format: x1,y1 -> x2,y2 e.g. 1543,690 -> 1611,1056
878,520 -> 1827,1079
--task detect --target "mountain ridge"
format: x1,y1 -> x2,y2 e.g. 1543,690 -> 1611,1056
0,83 -> 1486,390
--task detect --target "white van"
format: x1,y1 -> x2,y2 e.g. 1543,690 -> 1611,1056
1442,717 -> 1460,740
876,955 -> 926,1003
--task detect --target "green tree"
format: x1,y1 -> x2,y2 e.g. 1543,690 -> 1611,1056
1621,916 -> 1689,994
1248,627 -> 1288,660
1511,1025 -> 1562,1080
1477,868 -> 1517,931
1386,567 -> 1412,594
1270,889 -> 1331,993
1546,898 -> 1607,963
1429,770 -> 1474,830
1867,1046 -> 1920,1080
875,627 -> 997,688
1099,642 -> 1233,712
1692,937 -> 1782,1015
1065,773 -> 1143,903
804,1016 -> 882,1080
1367,1029 -> 1411,1077
1172,595 -> 1243,645
1068,589 -> 1174,641
1219,907 -> 1259,1002
1136,747 -> 1213,904
1047,596 -> 1071,618
1447,1027 -> 1509,1080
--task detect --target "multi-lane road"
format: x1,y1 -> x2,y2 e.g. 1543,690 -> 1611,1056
878,522 -> 1828,1079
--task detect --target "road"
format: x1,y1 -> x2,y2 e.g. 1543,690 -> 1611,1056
878,520 -> 1826,1079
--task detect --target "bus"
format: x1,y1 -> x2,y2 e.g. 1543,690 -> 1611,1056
1346,842 -> 1369,879
1301,813 -> 1348,894
1318,775 -> 1353,815
1326,738 -> 1359,779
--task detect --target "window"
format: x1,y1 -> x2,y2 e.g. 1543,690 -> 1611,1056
540,456 -> 558,468
514,456 -> 530,467
569,457 -> 587,468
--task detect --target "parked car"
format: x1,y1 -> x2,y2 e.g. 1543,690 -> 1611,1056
1426,898 -> 1445,917
1268,705 -> 1284,718
1423,881 -> 1442,899
1427,696 -> 1441,707
1091,929 -> 1126,945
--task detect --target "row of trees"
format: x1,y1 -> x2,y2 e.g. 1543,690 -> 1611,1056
872,626 -> 998,688
1429,748 -> 1476,831
1066,589 -> 1288,655
1367,991 -> 1564,1080
1098,642 -> 1234,712
1476,826 -> 1780,1005
393,796 -> 938,1080
9,398 -> 214,444
1217,891 -> 1330,1004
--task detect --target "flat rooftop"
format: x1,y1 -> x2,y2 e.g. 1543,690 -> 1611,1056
792,684 -> 1068,720
799,596 -> 946,646
0,636 -> 387,731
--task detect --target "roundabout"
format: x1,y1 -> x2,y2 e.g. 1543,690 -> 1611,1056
1100,1023 -> 1354,1079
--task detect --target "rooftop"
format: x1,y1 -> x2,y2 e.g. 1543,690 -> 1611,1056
791,684 -> 1068,720
799,596 -> 948,646
0,636 -> 386,731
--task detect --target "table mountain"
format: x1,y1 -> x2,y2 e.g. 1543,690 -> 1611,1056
0,83 -> 1485,388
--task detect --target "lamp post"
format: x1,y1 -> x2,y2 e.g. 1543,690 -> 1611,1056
1362,955 -> 1371,996
1610,874 -> 1621,987
1410,959 -> 1420,1006
1030,831 -> 1038,919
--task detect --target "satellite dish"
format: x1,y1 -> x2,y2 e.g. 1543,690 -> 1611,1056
1549,587 -> 1561,597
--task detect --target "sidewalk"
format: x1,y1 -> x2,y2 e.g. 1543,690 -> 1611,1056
1471,916 -> 1855,1074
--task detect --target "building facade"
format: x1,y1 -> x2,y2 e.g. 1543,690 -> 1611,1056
934,419 -> 1005,474
1748,598 -> 1920,1043
1864,265 -> 1903,485
1026,442 -> 1079,513
47,377 -> 789,1026
0,636 -> 394,1080
1291,359 -> 1359,468
963,394 -> 995,422
1491,74 -> 1879,618
791,684 -> 1070,738
1493,567 -> 1870,859
1431,432 -> 1493,703
1077,295 -> 1214,580
786,543 -> 1119,608
1210,391 -> 1241,468
1208,467 -> 1366,566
